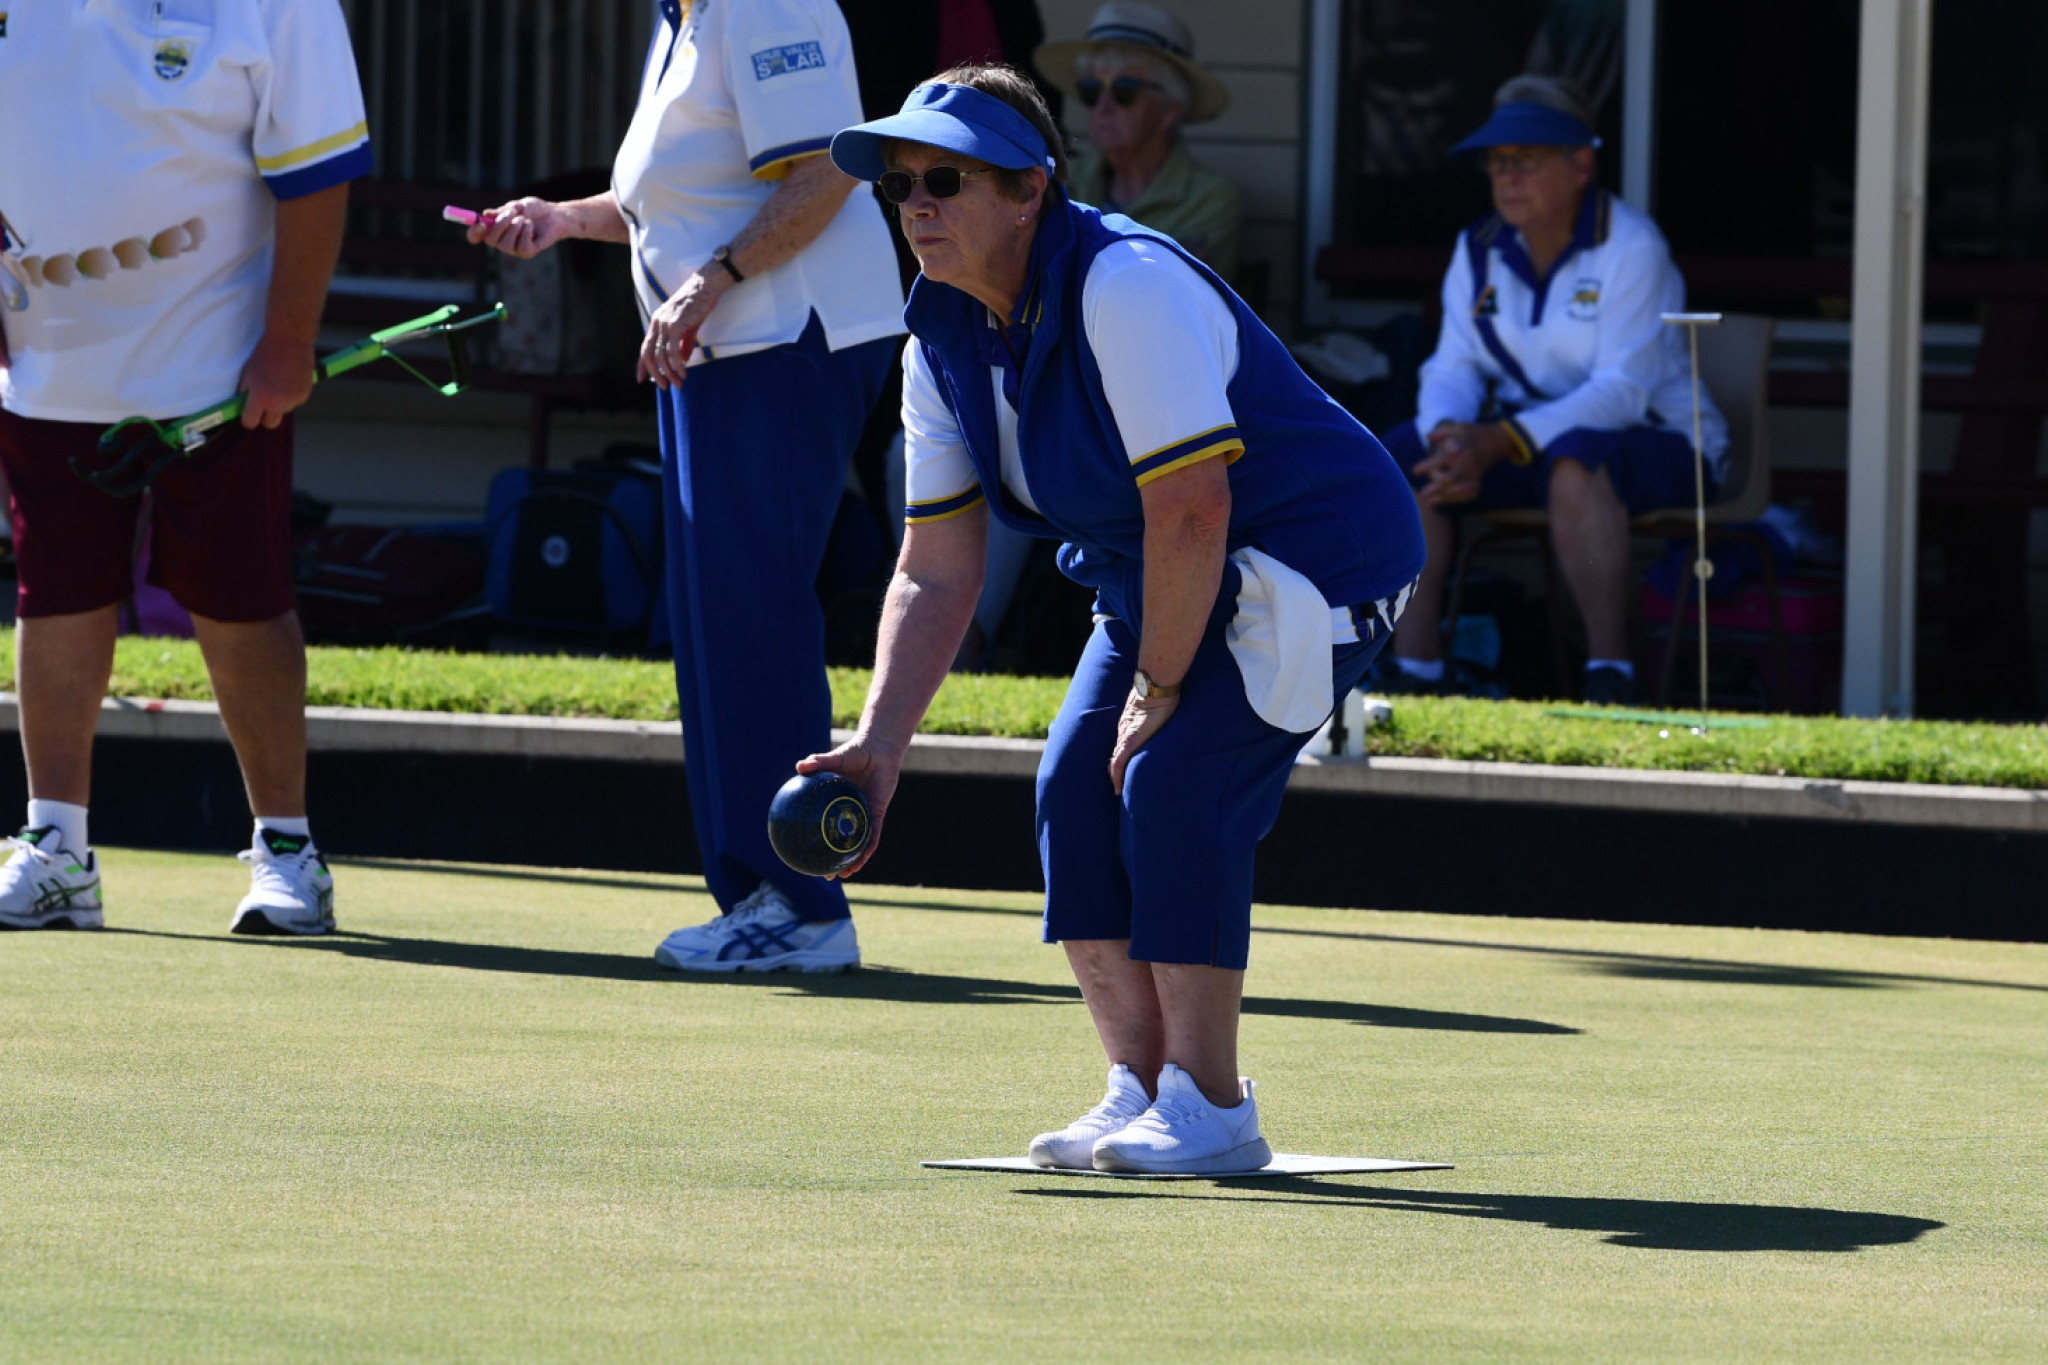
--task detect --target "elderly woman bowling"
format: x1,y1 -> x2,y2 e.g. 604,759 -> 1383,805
803,65 -> 1424,1173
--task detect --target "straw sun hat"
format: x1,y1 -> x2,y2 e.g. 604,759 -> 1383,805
1035,2 -> 1232,124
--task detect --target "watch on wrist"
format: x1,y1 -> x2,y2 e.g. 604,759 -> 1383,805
1133,668 -> 1183,700
711,244 -> 745,284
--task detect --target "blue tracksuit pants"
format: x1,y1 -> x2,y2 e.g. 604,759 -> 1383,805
656,315 -> 895,921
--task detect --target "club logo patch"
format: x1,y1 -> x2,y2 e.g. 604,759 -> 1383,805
0,13 -> 10,39
154,39 -> 193,81
1567,278 -> 1601,321
1472,284 -> 1499,319
751,41 -> 825,80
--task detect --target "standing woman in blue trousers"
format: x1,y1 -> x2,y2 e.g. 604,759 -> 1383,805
474,0 -> 904,971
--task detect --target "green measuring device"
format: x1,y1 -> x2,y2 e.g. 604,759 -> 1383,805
79,302 -> 508,498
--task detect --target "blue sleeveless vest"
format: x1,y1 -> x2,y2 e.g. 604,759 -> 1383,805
905,197 -> 1423,627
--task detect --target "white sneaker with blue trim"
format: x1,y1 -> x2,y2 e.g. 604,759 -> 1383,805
653,882 -> 859,973
229,829 -> 336,936
0,827 -> 103,930
1092,1063 -> 1274,1175
1028,1063 -> 1153,1169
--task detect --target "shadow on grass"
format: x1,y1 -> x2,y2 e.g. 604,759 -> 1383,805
108,928 -> 1575,1032
1241,996 -> 1576,1034
1254,925 -> 2048,995
1015,1182 -> 1944,1252
333,857 -> 694,898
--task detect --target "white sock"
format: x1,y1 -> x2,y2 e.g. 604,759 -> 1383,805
1586,659 -> 1636,679
27,799 -> 89,853
254,816 -> 312,845
1394,656 -> 1446,682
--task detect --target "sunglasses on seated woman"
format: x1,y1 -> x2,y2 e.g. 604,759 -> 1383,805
1076,75 -> 1161,108
877,166 -> 998,203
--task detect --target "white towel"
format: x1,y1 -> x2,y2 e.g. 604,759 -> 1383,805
1225,547 -> 1340,734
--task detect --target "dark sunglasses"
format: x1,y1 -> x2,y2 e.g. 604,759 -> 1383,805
877,166 -> 996,203
1076,75 -> 1161,109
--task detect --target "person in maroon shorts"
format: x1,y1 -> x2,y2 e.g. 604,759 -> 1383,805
0,1 -> 373,933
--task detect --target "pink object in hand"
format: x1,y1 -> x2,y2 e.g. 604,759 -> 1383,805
442,206 -> 482,226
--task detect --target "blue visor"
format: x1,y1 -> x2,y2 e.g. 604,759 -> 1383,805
830,83 -> 1054,183
1448,101 -> 1599,155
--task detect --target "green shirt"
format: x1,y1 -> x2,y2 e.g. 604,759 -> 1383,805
1072,141 -> 1243,283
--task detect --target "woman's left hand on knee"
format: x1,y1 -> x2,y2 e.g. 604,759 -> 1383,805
1109,694 -> 1180,796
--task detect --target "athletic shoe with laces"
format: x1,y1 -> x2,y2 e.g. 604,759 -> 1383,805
1028,1063 -> 1153,1169
1092,1062 -> 1274,1175
0,826 -> 104,930
229,829 -> 335,936
653,882 -> 859,973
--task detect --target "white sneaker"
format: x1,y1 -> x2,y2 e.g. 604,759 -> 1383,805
653,882 -> 859,973
0,827 -> 104,930
1092,1063 -> 1274,1175
1028,1063 -> 1153,1169
230,829 -> 336,935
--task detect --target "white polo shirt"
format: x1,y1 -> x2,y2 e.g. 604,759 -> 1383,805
0,0 -> 372,424
1416,191 -> 1728,476
611,0 -> 903,362
901,236 -> 1241,520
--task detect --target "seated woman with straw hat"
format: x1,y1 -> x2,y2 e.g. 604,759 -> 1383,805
1036,3 -> 1242,279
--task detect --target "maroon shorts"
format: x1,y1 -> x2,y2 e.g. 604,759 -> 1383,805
0,405 -> 296,622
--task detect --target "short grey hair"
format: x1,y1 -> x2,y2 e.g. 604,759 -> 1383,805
1078,47 -> 1191,110
1493,73 -> 1596,135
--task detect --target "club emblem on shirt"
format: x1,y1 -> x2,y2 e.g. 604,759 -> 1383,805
154,39 -> 193,81
1567,278 -> 1601,321
1472,284 -> 1499,319
0,13 -> 10,39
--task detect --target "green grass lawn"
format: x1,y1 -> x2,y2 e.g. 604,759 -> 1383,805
7,628 -> 2048,788
2,851 -> 2042,1362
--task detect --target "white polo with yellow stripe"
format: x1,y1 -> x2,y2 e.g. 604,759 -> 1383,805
902,238 -> 1241,523
0,0 -> 372,423
611,0 -> 901,363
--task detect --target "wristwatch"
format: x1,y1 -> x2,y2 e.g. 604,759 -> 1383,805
1132,668 -> 1183,700
711,243 -> 745,283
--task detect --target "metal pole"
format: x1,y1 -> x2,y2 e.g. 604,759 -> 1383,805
1621,0 -> 1658,213
1663,312 -> 1723,728
1842,0 -> 1931,717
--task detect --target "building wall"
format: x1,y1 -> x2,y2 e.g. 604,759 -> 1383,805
1037,0 -> 1304,325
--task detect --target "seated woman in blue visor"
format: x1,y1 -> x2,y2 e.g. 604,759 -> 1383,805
1380,74 -> 1727,705
801,65 -> 1424,1173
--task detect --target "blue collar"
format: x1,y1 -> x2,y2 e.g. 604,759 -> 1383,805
1473,188 -> 1611,326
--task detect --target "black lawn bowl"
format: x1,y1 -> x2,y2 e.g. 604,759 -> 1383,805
767,772 -> 872,878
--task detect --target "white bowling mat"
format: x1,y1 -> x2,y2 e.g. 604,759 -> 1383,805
921,1154 -> 1452,1181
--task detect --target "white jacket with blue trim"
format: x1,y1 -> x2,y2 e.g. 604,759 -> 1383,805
1414,191 -> 1729,478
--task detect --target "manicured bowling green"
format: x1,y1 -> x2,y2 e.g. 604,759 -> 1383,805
2,849 -> 2040,1361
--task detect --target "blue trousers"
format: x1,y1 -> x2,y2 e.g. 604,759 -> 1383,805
1036,582 -> 1388,971
1383,419 -> 1707,516
656,316 -> 895,920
